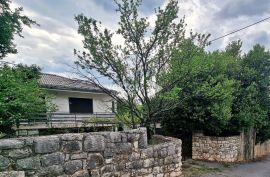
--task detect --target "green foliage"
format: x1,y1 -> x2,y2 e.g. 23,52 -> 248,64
160,41 -> 270,136
160,41 -> 237,134
0,0 -> 37,59
239,44 -> 270,142
115,100 -> 141,128
74,0 -> 209,130
0,64 -> 54,135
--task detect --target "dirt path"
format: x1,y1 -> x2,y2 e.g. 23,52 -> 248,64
199,156 -> 270,177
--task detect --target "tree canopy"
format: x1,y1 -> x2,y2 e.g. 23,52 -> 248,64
160,40 -> 270,138
0,64 -> 55,136
74,0 -> 209,130
0,0 -> 37,59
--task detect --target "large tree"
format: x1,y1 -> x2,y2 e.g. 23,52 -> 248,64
160,40 -> 270,137
159,40 -> 237,135
0,0 -> 37,59
0,64 -> 54,136
74,0 -> 209,130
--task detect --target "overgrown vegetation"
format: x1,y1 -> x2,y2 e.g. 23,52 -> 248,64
74,0 -> 209,134
182,160 -> 221,177
0,64 -> 55,136
159,40 -> 270,142
74,0 -> 270,141
0,0 -> 269,143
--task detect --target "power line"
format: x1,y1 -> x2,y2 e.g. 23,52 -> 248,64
209,16 -> 270,43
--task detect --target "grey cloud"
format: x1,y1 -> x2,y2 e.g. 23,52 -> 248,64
7,0 -> 270,78
240,31 -> 270,51
41,55 -> 75,73
217,0 -> 270,19
252,31 -> 270,45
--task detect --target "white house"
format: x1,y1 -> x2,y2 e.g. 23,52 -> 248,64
16,73 -> 116,134
39,73 -> 115,116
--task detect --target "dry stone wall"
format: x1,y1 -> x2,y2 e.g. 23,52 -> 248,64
0,128 -> 182,177
192,133 -> 240,162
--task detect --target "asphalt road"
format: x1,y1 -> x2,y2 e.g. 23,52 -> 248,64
199,156 -> 270,177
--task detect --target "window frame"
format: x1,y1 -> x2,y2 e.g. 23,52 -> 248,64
68,97 -> 93,114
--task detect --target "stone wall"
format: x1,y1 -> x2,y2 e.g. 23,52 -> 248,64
254,140 -> 270,159
192,133 -> 240,162
0,128 -> 182,177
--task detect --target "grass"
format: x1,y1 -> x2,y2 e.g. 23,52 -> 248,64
182,160 -> 221,177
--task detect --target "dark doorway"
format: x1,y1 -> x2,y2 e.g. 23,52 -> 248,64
69,97 -> 93,113
180,132 -> 193,160
155,128 -> 193,160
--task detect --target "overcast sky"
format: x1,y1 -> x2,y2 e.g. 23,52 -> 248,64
4,0 -> 270,78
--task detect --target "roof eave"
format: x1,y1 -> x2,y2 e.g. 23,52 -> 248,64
41,85 -> 106,94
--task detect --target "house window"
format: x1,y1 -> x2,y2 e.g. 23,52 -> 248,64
69,97 -> 93,113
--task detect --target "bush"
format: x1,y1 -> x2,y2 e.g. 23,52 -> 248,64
0,64 -> 54,135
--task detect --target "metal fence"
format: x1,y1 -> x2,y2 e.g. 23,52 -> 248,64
19,112 -> 116,127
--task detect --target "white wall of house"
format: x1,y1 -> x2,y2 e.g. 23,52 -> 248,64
46,89 -> 114,113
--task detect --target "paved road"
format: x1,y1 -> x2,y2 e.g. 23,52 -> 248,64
199,156 -> 270,177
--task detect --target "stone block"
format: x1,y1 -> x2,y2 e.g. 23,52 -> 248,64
84,135 -> 105,152
0,155 -> 10,170
8,148 -> 32,159
138,132 -> 147,149
70,153 -> 87,160
137,168 -> 152,175
17,156 -> 41,170
0,171 -> 25,177
141,147 -> 153,158
71,170 -> 90,177
62,141 -> 82,153
64,160 -> 82,175
105,158 -> 112,164
121,173 -> 131,177
170,171 -> 182,177
103,148 -> 113,158
153,166 -> 162,174
127,133 -> 140,142
65,154 -> 70,161
61,134 -> 83,141
25,138 -> 34,146
115,162 -> 125,171
0,139 -> 24,150
158,148 -> 168,158
40,152 -> 65,167
34,136 -> 60,154
164,156 -> 174,165
115,143 -> 132,154
168,144 -> 175,155
87,153 -> 104,170
133,141 -> 139,149
100,164 -> 115,174
108,132 -> 122,143
126,160 -> 143,169
128,152 -> 140,161
37,165 -> 64,176
143,158 -> 155,168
